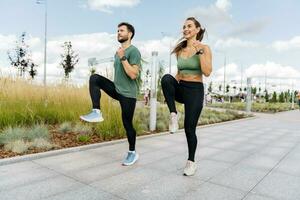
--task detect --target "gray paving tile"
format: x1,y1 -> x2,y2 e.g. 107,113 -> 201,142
68,161 -> 134,183
34,152 -> 114,173
0,175 -> 84,200
0,161 -> 41,176
144,153 -> 187,173
180,182 -> 246,200
118,173 -> 204,200
137,149 -> 176,166
210,149 -> 249,163
274,156 -> 300,177
44,186 -> 121,200
196,147 -> 223,159
238,154 -> 282,170
192,159 -> 232,181
0,166 -> 59,191
209,164 -> 269,191
243,193 -> 277,200
210,141 -> 239,150
91,167 -> 166,195
253,171 -> 300,200
231,143 -> 261,153
257,146 -> 291,157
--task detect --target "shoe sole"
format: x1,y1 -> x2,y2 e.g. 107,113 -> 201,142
122,154 -> 139,166
169,127 -> 178,134
183,171 -> 196,176
79,116 -> 104,123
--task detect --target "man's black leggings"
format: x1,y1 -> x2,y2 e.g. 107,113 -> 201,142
161,74 -> 204,162
89,74 -> 136,151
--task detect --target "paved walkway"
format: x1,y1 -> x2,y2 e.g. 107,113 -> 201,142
0,110 -> 300,200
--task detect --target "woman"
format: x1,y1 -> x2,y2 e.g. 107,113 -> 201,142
161,17 -> 212,176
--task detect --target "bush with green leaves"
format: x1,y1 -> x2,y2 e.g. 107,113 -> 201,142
26,124 -> 49,141
73,123 -> 92,135
77,134 -> 91,143
0,127 -> 27,145
4,140 -> 30,154
0,125 -> 53,153
58,122 -> 72,134
31,138 -> 55,150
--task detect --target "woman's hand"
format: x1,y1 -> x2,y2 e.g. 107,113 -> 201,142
193,42 -> 212,77
192,41 -> 206,52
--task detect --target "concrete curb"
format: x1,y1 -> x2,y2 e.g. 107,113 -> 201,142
0,115 -> 257,166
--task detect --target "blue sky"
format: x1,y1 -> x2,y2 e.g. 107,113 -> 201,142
0,0 -> 300,89
1,0 -> 299,41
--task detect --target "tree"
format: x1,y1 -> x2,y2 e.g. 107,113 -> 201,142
157,61 -> 165,102
226,84 -> 230,93
218,84 -> 222,92
144,69 -> 151,89
264,89 -> 269,102
28,62 -> 38,79
7,32 -> 32,77
89,67 -> 96,75
208,82 -> 213,93
60,41 -> 79,79
279,92 -> 285,103
251,87 -> 257,96
270,91 -> 277,103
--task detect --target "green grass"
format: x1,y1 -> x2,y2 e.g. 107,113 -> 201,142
208,102 -> 299,113
135,105 -> 251,132
0,78 -> 251,143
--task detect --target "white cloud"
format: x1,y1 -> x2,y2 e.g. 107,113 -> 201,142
214,38 -> 259,49
272,36 -> 300,52
226,19 -> 270,37
2,31 -> 299,90
208,61 -> 300,92
0,34 -> 16,51
186,0 -> 232,30
215,0 -> 231,11
0,32 -> 174,85
86,0 -> 140,13
245,62 -> 300,79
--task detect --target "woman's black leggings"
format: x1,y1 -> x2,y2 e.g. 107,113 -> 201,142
89,74 -> 137,151
161,74 -> 204,162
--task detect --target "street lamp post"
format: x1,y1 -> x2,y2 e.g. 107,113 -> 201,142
36,0 -> 47,86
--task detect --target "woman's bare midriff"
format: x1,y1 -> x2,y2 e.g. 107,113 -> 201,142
176,73 -> 203,83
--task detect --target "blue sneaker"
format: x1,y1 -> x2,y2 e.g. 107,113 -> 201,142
80,109 -> 104,123
122,151 -> 139,166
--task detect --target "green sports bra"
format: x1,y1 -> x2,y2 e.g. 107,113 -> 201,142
177,54 -> 202,75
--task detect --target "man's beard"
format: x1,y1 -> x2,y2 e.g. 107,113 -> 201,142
118,36 -> 129,43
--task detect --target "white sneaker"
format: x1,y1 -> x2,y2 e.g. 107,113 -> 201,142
169,112 -> 178,134
183,160 -> 197,176
122,151 -> 139,166
80,109 -> 104,123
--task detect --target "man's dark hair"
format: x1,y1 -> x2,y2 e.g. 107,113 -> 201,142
118,22 -> 135,39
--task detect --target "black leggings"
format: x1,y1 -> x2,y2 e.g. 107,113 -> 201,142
89,74 -> 137,151
161,74 -> 204,162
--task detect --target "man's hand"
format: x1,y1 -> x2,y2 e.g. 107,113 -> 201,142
117,47 -> 125,58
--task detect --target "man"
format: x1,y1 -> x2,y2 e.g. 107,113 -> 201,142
80,22 -> 141,166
